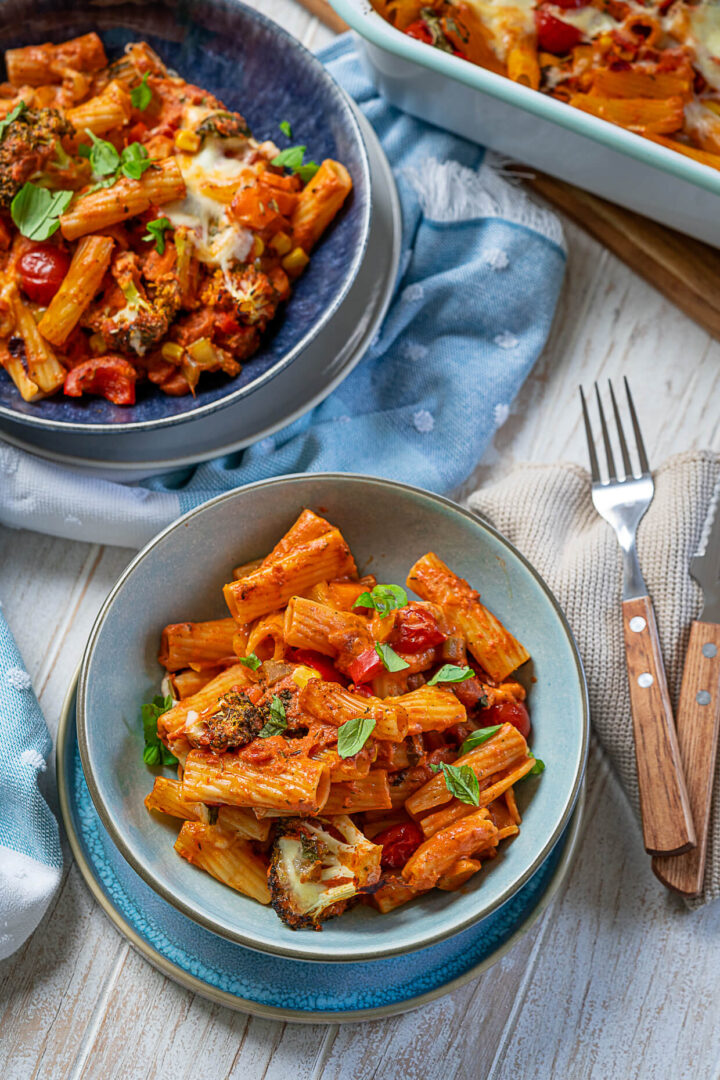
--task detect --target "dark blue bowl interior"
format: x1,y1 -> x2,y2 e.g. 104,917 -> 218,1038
0,0 -> 369,428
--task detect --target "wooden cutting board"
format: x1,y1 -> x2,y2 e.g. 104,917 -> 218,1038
297,0 -> 720,340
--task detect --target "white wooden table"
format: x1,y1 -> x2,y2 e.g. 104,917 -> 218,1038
3,4 -> 720,1077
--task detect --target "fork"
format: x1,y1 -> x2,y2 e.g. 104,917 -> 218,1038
580,378 -> 696,857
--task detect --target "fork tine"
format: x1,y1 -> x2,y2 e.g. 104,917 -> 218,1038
624,376 -> 650,474
608,379 -> 633,480
594,382 -> 617,481
579,386 -> 601,482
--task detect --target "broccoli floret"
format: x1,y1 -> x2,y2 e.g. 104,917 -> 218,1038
0,105 -> 73,207
268,816 -> 382,930
195,110 -> 250,141
185,689 -> 268,752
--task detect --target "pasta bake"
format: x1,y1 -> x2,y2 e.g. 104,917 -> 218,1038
144,508 -> 543,930
0,34 -> 352,405
373,0 -> 720,170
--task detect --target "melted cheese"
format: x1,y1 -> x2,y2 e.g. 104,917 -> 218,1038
690,0 -> 720,92
463,0 -> 535,60
546,5 -> 617,38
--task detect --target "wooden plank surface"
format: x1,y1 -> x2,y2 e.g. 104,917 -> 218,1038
3,4 -> 720,1079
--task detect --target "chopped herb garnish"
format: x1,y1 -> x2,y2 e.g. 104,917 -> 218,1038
131,72 -> 152,111
374,641 -> 410,673
10,182 -> 73,240
141,694 -> 177,766
85,128 -> 120,177
459,725 -> 502,756
279,120 -> 292,138
526,752 -> 546,776
0,100 -> 25,140
238,652 -> 261,671
427,664 -> 474,686
271,143 -> 319,184
430,761 -> 480,806
259,694 -> 287,737
142,215 -> 171,254
337,715 -> 376,758
120,141 -> 152,180
353,583 -> 408,618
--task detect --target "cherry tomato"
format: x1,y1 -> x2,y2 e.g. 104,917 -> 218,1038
482,701 -> 531,740
346,647 -> 384,685
392,603 -> 445,654
64,356 -> 137,405
287,648 -> 343,684
374,822 -> 424,870
17,243 -> 70,305
535,9 -> 583,53
405,19 -> 434,45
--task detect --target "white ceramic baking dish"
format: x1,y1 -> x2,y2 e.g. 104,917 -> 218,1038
332,0 -> 720,246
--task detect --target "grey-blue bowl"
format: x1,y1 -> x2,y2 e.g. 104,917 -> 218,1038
77,474 -> 589,963
0,0 -> 371,433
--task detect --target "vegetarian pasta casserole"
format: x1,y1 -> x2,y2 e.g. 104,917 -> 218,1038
0,34 -> 352,405
143,509 -> 543,930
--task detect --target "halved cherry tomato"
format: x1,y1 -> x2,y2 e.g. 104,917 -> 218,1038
374,822 -> 424,869
405,19 -> 433,45
482,701 -> 531,740
392,603 -> 445,654
346,647 -> 384,685
287,648 -> 343,684
64,356 -> 137,405
17,243 -> 70,305
535,9 -> 583,53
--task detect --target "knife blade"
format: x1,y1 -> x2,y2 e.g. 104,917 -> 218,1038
653,474 -> 720,895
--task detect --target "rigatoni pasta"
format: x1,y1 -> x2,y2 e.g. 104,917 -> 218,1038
142,509 -> 542,930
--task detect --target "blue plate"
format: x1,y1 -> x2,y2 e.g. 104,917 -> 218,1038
59,678 -> 584,1021
0,0 -> 371,432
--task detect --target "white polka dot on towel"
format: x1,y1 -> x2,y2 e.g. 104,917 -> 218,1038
6,667 -> 32,691
402,284 -> 424,303
494,331 -> 519,350
20,748 -> 46,771
494,403 -> 510,428
412,410 -> 435,434
484,248 -> 510,270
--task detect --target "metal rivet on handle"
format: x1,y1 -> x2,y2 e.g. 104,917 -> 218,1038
630,616 -> 646,632
638,673 -> 654,688
703,643 -> 717,658
697,690 -> 712,706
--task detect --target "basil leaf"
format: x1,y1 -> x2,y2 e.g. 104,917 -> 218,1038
259,694 -> 287,737
131,73 -> 152,111
271,144 -> 306,171
527,753 -> 546,776
459,725 -> 502,756
120,142 -> 152,180
352,583 -> 408,618
77,143 -> 91,159
140,694 -> 176,767
87,176 -> 118,194
142,215 -> 171,254
427,664 -> 474,686
337,715 -> 376,758
85,128 -> 120,177
374,642 -> 409,673
10,183 -> 73,240
0,99 -> 26,140
238,652 -> 261,671
429,762 -> 479,806
296,160 -> 319,183
279,120 -> 292,137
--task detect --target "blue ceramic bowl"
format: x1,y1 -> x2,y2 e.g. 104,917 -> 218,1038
0,0 -> 371,432
77,474 -> 589,963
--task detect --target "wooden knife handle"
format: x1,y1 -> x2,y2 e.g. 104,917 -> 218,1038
652,621 -> 720,895
622,596 -> 696,856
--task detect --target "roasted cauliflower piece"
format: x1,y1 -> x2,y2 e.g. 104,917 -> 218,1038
0,103 -> 73,207
268,815 -> 382,930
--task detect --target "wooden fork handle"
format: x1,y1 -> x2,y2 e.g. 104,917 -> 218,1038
622,596 -> 696,856
652,621 -> 720,895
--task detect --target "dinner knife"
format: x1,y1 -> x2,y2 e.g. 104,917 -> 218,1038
653,476 -> 720,895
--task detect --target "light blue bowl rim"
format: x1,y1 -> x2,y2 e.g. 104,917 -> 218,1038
333,0 -> 720,199
76,472 -> 590,962
0,2 -> 372,435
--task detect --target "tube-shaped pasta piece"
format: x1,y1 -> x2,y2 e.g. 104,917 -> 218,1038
370,670 -> 409,698
314,742 -> 377,780
322,771 -> 392,814
233,558 -> 263,580
174,821 -> 271,903
507,41 -> 540,90
591,66 -> 693,100
392,686 -> 466,735
38,235 -> 114,346
283,596 -> 373,660
388,767 -> 430,809
300,679 -> 409,742
144,776 -> 207,821
60,159 -> 186,240
6,33 -> 106,85
505,785 -> 521,825
407,552 -> 529,681
246,611 -> 286,661
67,79 -> 132,135
405,723 -> 527,817
158,662 -> 254,740
419,756 -> 535,837
169,667 -> 224,700
158,617 -> 238,672
216,805 -> 271,842
262,508 -> 334,565
436,857 -> 483,891
224,529 -> 356,623
646,133 -> 720,170
368,877 -> 423,913
402,809 -> 497,890
0,342 -> 39,401
292,160 -> 353,251
567,93 -> 685,135
182,748 -> 331,813
10,288 -> 65,392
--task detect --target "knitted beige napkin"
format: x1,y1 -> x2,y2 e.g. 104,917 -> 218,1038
468,450 -> 720,907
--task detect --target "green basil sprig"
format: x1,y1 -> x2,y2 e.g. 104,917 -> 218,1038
459,725 -> 502,756
427,664 -> 474,686
430,761 -> 479,806
10,183 -> 72,240
374,642 -> 409,673
353,583 -> 408,619
259,695 -> 287,737
141,694 -> 177,766
337,715 -> 376,758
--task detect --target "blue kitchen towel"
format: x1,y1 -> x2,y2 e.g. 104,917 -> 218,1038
0,36 -> 566,548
